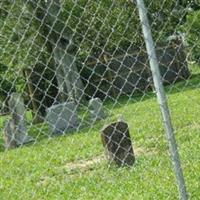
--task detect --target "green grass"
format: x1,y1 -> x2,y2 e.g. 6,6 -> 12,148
0,66 -> 200,199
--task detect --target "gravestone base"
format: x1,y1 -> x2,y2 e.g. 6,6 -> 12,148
3,120 -> 17,149
15,130 -> 34,146
3,119 -> 34,149
32,114 -> 44,125
101,121 -> 135,167
45,102 -> 79,135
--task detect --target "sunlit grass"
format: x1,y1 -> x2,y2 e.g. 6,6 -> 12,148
0,66 -> 200,199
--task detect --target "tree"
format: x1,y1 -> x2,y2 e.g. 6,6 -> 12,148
0,0 -> 199,112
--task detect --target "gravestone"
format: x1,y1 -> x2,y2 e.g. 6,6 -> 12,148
3,119 -> 17,149
3,93 -> 33,149
45,102 -> 79,134
101,120 -> 135,167
88,98 -> 107,122
54,41 -> 85,103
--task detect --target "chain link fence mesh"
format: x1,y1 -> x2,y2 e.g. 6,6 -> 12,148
0,0 -> 200,199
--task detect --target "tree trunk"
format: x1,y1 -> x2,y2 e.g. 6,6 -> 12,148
23,68 -> 44,124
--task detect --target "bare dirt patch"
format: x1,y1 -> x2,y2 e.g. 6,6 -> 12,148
62,146 -> 152,173
64,155 -> 105,172
37,146 -> 156,185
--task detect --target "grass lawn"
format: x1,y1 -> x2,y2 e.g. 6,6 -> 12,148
0,66 -> 200,200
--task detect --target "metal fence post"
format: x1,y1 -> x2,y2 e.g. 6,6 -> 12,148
135,0 -> 188,199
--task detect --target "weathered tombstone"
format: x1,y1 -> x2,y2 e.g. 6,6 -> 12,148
88,98 -> 107,122
101,120 -> 135,167
3,119 -> 17,149
45,101 -> 79,134
54,49 -> 85,103
3,93 -> 33,149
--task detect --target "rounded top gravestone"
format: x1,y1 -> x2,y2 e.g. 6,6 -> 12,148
45,101 -> 80,135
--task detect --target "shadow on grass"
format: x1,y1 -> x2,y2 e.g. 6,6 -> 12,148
105,73 -> 200,110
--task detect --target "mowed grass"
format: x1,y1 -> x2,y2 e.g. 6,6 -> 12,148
0,67 -> 200,200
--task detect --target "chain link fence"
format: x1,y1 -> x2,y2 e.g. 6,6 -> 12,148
0,0 -> 200,199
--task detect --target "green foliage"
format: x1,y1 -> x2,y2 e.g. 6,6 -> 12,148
55,1 -> 142,59
0,0 -> 48,92
0,0 -> 176,65
0,63 -> 15,100
61,0 -> 177,59
180,10 -> 200,62
0,0 -> 199,97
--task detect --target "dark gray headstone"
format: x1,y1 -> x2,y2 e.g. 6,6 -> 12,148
45,102 -> 79,134
101,121 -> 135,167
88,98 -> 107,122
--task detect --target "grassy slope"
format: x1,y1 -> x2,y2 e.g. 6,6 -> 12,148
0,67 -> 200,200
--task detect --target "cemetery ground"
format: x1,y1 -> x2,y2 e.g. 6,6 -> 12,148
0,65 -> 200,200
